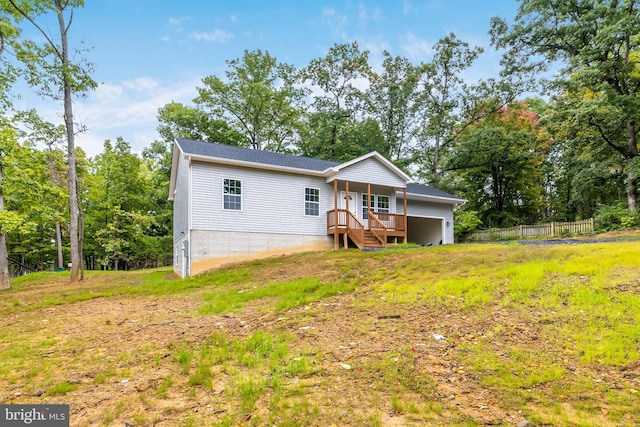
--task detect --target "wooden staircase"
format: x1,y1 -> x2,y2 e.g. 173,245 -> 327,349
362,229 -> 385,249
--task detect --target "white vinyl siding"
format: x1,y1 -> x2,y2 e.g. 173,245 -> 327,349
405,198 -> 456,244
191,162 -> 331,236
335,157 -> 406,187
172,154 -> 190,242
305,188 -> 320,216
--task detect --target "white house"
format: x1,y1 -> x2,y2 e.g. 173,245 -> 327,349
169,138 -> 465,277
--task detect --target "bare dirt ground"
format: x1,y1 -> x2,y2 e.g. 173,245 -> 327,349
2,240 -> 639,426
0,275 -> 532,426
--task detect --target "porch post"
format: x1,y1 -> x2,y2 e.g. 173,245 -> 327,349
345,181 -> 349,212
367,183 -> 371,222
403,187 -> 408,243
333,180 -> 338,250
344,181 -> 350,249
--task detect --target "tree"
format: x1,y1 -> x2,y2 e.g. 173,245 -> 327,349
0,4 -> 21,289
15,110 -> 67,268
447,102 -> 548,227
85,138 -> 152,270
414,33 -> 484,184
366,51 -> 421,164
157,101 -> 248,147
195,49 -> 305,151
300,42 -> 374,160
542,93 -> 627,220
7,0 -> 97,281
298,114 -> 387,162
491,0 -> 640,210
0,121 -> 15,289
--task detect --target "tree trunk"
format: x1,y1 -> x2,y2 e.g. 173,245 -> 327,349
0,156 -> 10,290
627,121 -> 638,211
56,3 -> 82,282
55,214 -> 63,269
77,178 -> 85,280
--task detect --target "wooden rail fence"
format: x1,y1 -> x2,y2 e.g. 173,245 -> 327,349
463,218 -> 595,242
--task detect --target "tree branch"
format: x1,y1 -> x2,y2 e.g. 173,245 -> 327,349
7,0 -> 63,59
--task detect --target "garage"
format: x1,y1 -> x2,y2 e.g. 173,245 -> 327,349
407,216 -> 444,246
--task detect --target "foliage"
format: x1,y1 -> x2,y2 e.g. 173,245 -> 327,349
491,0 -> 640,210
195,49 -> 305,152
156,102 -> 248,147
594,203 -> 640,232
447,102 -> 548,227
298,42 -> 374,161
414,33 -> 484,184
453,207 -> 482,236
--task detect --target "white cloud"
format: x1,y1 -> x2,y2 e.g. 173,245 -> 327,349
72,77 -> 201,157
230,13 -> 239,23
189,29 -> 234,43
401,33 -> 435,61
121,77 -> 159,92
358,3 -> 381,24
322,7 -> 349,39
168,17 -> 191,26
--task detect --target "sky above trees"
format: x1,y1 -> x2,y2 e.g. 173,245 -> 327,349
15,0 -> 519,157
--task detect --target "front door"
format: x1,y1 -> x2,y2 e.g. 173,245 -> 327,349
340,191 -> 358,218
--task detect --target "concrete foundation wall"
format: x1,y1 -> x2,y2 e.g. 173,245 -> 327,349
190,230 -> 333,275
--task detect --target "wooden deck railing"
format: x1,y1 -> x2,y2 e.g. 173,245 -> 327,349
368,212 -> 387,246
374,212 -> 406,231
346,211 -> 365,247
327,209 -> 365,247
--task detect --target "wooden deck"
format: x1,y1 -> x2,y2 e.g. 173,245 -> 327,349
327,209 -> 406,250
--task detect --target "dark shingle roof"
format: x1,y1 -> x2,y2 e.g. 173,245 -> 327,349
406,183 -> 465,201
176,138 -> 339,172
176,138 -> 463,201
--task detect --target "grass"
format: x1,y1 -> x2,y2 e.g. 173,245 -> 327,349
1,241 -> 640,425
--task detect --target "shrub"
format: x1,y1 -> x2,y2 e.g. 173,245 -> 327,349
595,203 -> 640,231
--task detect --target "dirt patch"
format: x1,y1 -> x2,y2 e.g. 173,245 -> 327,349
2,247 -> 639,426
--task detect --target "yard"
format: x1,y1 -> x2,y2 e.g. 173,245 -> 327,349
1,240 -> 639,426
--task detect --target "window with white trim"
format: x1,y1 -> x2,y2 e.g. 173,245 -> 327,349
223,178 -> 242,210
363,194 -> 390,219
305,187 -> 320,216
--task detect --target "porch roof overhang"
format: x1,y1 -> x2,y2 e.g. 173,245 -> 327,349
401,190 -> 467,206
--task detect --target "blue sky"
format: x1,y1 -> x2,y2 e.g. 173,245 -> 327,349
16,0 -> 521,157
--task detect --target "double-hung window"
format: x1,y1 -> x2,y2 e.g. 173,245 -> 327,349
377,195 -> 390,213
363,194 -> 390,219
305,187 -> 320,216
223,178 -> 242,211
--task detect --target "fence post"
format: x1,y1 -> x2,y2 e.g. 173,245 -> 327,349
551,222 -> 555,237
590,217 -> 595,232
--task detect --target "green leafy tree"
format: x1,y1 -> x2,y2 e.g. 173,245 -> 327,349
195,49 -> 305,152
15,109 -> 67,268
366,52 -> 420,164
7,0 -> 97,281
542,93 -> 626,220
491,0 -> 640,210
85,138 -> 151,270
415,33 -> 484,184
299,42 -> 374,160
299,114 -> 387,162
447,102 -> 548,227
157,101 -> 248,146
